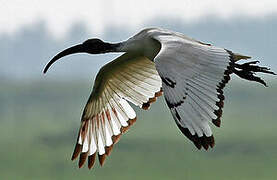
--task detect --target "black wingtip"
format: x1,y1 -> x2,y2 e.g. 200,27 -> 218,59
176,123 -> 215,150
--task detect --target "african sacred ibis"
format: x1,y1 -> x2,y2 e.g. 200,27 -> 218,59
44,28 -> 275,169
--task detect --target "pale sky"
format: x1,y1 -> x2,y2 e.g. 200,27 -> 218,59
1,0 -> 277,37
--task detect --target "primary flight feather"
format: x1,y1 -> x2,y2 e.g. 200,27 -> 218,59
44,28 -> 275,169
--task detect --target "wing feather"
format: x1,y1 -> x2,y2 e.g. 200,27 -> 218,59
152,32 -> 234,149
72,53 -> 162,168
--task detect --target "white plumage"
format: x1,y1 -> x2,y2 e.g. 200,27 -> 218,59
44,27 -> 275,169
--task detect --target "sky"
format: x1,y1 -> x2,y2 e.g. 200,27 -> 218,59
2,0 -> 277,38
1,0 -> 277,81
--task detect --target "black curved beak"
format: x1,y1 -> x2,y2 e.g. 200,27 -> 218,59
43,44 -> 85,74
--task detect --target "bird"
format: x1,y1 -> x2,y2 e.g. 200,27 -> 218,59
43,27 -> 275,169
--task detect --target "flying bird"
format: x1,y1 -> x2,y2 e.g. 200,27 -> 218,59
44,28 -> 275,169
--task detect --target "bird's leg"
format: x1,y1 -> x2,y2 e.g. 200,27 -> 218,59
233,60 -> 276,87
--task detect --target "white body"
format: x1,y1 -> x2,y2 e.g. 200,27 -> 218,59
70,28 -> 260,168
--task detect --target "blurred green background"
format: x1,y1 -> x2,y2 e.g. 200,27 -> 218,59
1,79 -> 277,180
1,11 -> 277,180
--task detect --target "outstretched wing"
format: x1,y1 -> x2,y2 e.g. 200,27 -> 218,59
72,52 -> 162,168
153,34 -> 234,150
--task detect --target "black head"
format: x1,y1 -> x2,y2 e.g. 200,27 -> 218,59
43,38 -> 115,74
81,38 -> 108,54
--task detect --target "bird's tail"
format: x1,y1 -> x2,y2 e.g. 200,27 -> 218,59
229,51 -> 276,86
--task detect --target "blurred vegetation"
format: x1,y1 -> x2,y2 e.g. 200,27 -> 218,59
1,13 -> 276,180
1,79 -> 277,180
1,16 -> 277,80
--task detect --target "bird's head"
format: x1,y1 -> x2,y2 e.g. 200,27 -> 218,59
43,38 -> 117,73
81,38 -> 112,54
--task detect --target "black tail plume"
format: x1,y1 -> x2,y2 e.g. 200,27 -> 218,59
233,60 -> 276,87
